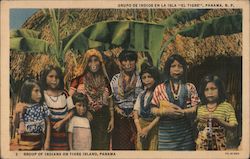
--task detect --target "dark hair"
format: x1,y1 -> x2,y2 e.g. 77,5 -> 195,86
118,50 -> 138,62
199,75 -> 226,105
72,92 -> 89,116
72,92 -> 89,106
40,65 -> 64,91
140,63 -> 160,90
20,79 -> 44,104
164,54 -> 187,83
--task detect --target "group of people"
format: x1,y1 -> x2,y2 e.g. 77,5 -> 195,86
11,48 -> 238,151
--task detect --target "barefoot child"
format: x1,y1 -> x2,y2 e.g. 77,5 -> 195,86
13,79 -> 50,150
40,65 -> 74,150
68,92 -> 91,150
133,64 -> 160,150
196,75 -> 238,150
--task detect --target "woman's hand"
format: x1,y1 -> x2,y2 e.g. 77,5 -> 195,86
115,107 -> 126,117
137,127 -> 142,136
43,141 -> 50,150
159,100 -> 183,118
87,111 -> 93,121
162,104 -> 183,118
15,103 -> 28,114
107,118 -> 114,133
140,127 -> 150,138
53,120 -> 64,131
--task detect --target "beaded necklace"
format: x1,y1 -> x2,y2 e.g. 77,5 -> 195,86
170,80 -> 182,100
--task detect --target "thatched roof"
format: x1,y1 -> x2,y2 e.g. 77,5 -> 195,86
160,33 -> 242,69
11,9 -> 242,81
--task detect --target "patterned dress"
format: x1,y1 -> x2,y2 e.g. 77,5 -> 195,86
70,72 -> 111,150
151,82 -> 200,150
134,90 -> 158,150
68,116 -> 91,150
196,102 -> 238,150
44,91 -> 74,150
18,103 -> 50,150
110,72 -> 143,150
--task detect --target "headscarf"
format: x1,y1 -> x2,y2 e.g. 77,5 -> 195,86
78,49 -> 110,82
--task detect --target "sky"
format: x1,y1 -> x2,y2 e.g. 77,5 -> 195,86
10,9 -> 38,30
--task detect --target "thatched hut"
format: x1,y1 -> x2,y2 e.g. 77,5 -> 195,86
10,9 -> 242,147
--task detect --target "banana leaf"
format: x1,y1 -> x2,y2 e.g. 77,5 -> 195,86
63,20 -> 165,65
10,29 -> 41,39
159,9 -> 209,29
178,14 -> 242,38
10,37 -> 52,53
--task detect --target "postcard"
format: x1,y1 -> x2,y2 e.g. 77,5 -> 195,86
1,0 -> 249,158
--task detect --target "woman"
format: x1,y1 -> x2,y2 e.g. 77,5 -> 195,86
151,54 -> 200,150
110,50 -> 143,150
69,49 -> 114,150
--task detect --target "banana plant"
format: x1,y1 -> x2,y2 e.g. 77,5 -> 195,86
62,20 -> 165,65
157,13 -> 242,68
10,10 -> 165,70
159,9 -> 210,29
10,9 -> 65,70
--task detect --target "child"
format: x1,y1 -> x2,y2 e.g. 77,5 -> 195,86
196,75 -> 238,150
68,92 -> 91,150
13,79 -> 50,150
133,63 -> 160,150
40,65 -> 74,150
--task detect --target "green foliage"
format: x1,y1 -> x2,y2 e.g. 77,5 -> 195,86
10,9 -> 242,70
178,14 -> 242,38
159,9 -> 209,29
10,29 -> 41,39
63,20 -> 165,65
10,37 -> 51,53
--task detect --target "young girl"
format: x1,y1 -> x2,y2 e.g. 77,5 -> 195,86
196,75 -> 238,150
151,54 -> 200,150
40,65 -> 74,150
13,79 -> 50,150
68,92 -> 91,150
133,63 -> 160,150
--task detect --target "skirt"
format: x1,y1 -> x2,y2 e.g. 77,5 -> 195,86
90,106 -> 110,150
50,121 -> 69,150
136,118 -> 158,150
158,117 -> 195,150
112,112 -> 137,150
18,133 -> 43,150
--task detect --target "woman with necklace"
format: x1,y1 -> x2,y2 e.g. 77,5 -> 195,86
151,54 -> 200,150
69,49 -> 114,150
110,50 -> 143,150
196,75 -> 238,150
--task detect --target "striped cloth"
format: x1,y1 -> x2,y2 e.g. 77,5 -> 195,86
158,118 -> 195,150
18,133 -> 43,150
68,116 -> 91,150
44,91 -> 74,150
196,102 -> 238,126
110,72 -> 142,112
196,102 -> 238,150
151,82 -> 200,150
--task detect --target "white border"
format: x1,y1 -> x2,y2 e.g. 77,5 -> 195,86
1,1 -> 249,158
